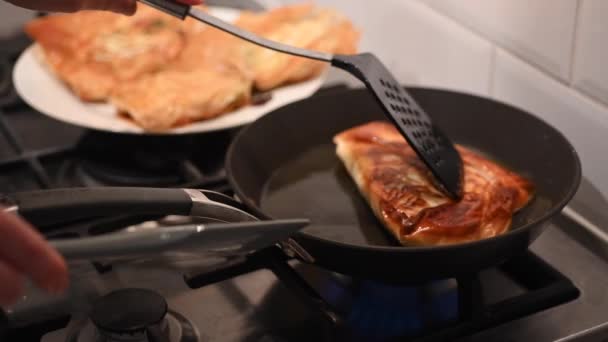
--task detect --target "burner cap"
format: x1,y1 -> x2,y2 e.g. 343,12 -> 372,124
91,288 -> 168,335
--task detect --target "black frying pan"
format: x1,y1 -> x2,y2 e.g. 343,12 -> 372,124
226,87 -> 581,282
8,87 -> 580,284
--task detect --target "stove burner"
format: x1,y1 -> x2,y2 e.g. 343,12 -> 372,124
77,158 -> 184,187
334,280 -> 458,340
59,288 -> 200,342
91,288 -> 167,341
69,288 -> 200,342
73,133 -> 191,187
55,130 -> 233,187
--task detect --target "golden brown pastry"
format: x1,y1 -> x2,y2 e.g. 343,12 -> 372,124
24,3 -> 359,130
235,4 -> 360,91
334,121 -> 534,246
110,4 -> 359,131
109,9 -> 252,131
178,14 -> 251,75
110,67 -> 251,131
25,4 -> 186,101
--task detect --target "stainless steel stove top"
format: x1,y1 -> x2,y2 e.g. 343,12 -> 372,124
1,214 -> 606,342
2,5 -> 608,340
461,216 -> 608,342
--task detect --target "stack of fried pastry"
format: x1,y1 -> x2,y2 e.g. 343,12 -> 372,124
25,3 -> 359,131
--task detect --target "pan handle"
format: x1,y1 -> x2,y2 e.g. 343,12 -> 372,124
7,187 -> 257,227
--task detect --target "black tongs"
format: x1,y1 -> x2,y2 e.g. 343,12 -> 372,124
51,219 -> 309,260
5,187 -> 309,262
138,0 -> 464,199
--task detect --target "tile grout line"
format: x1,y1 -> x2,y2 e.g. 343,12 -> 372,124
488,46 -> 497,96
554,320 -> 608,342
575,84 -> 608,108
568,0 -> 583,85
562,206 -> 608,245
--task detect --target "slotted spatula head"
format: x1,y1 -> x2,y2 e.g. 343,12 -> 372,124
332,53 -> 464,199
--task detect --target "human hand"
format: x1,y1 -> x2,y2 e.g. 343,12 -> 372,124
5,0 -> 202,15
0,210 -> 68,306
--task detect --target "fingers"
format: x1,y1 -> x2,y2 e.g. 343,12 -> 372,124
83,0 -> 203,15
0,211 -> 68,295
7,0 -> 200,16
177,0 -> 203,5
0,261 -> 24,307
6,0 -> 135,14
84,0 -> 203,15
82,0 -> 137,15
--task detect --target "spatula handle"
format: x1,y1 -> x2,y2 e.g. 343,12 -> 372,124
136,0 -> 334,62
138,0 -> 189,19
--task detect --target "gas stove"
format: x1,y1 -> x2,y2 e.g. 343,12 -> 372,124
2,20 -> 608,342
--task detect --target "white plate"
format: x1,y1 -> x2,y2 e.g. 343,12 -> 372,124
13,7 -> 325,135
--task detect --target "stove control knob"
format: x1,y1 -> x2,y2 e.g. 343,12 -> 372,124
90,288 -> 168,342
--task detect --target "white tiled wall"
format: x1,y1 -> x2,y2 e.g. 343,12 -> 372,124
422,0 -> 578,82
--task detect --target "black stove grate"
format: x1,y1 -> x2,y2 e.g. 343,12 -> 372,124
182,247 -> 579,342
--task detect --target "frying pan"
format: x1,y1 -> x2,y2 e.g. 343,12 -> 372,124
7,87 -> 580,283
225,87 -> 581,282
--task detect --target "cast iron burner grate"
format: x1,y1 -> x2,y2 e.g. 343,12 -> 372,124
52,131 -> 232,188
182,248 -> 580,342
